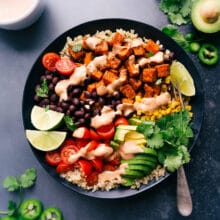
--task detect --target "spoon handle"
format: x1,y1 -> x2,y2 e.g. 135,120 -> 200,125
177,166 -> 193,216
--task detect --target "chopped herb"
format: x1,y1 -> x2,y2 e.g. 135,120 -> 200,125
64,115 -> 78,131
45,105 -> 50,112
155,78 -> 162,85
137,110 -> 193,172
35,79 -> 48,98
72,44 -> 82,52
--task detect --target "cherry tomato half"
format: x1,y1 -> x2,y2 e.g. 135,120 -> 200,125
90,128 -> 101,140
91,158 -> 103,172
96,123 -> 115,140
86,171 -> 99,186
55,57 -> 76,75
114,117 -> 129,127
61,145 -> 79,164
56,162 -> 75,173
42,52 -> 60,71
45,150 -> 62,166
86,140 -> 99,152
77,159 -> 93,177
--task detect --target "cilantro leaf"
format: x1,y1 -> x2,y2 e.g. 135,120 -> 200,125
164,154 -> 183,172
72,44 -> 82,52
19,168 -> 37,188
64,115 -> 78,131
2,176 -> 20,192
35,79 -> 48,98
168,12 -> 188,25
146,132 -> 164,149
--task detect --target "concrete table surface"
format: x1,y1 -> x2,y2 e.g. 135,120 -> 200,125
0,1 -> 219,219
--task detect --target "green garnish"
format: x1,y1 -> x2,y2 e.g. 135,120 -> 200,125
64,115 -> 78,131
72,44 -> 82,52
35,79 -> 48,98
137,110 -> 193,172
160,0 -> 192,25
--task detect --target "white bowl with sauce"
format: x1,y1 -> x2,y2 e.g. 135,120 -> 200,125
0,0 -> 45,30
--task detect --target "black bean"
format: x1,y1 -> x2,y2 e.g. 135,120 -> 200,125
46,75 -> 53,81
41,98 -> 49,105
49,104 -> 56,111
56,107 -> 63,113
45,70 -> 51,75
80,100 -> 85,106
74,110 -> 84,118
92,109 -> 99,116
72,97 -> 80,106
69,104 -> 75,112
48,83 -> 54,91
61,102 -> 69,110
34,94 -> 40,102
52,77 -> 59,85
84,91 -> 91,98
72,87 -> 81,96
40,75 -> 46,82
66,110 -> 71,116
78,118 -> 86,124
84,113 -> 90,119
67,85 -> 74,93
50,94 -> 58,102
91,91 -> 97,99
113,91 -> 121,100
98,97 -> 105,106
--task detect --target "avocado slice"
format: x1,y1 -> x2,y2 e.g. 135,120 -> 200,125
122,177 -> 135,187
191,0 -> 220,33
114,125 -> 137,143
140,147 -> 157,157
127,164 -> 152,175
121,158 -> 157,169
135,154 -> 158,163
128,117 -> 142,125
124,131 -> 145,140
123,169 -> 144,179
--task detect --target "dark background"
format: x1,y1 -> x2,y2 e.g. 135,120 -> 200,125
0,1 -> 219,219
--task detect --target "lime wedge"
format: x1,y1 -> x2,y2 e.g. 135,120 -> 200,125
26,130 -> 67,151
170,61 -> 196,96
31,105 -> 64,131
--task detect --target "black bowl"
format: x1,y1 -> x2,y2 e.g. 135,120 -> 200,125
22,18 -> 204,199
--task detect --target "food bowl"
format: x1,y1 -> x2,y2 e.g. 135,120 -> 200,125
0,0 -> 45,30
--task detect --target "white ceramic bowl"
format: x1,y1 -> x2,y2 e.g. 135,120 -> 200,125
0,0 -> 45,30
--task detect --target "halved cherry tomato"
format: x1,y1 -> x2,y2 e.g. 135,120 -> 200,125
103,163 -> 117,171
55,57 -> 76,75
114,117 -> 129,127
96,123 -> 115,140
109,157 -> 121,166
90,128 -> 101,140
73,127 -> 90,139
86,140 -> 99,152
42,52 -> 60,71
56,162 -> 75,173
76,159 -> 93,177
62,138 -> 76,147
45,150 -> 61,166
86,171 -> 99,186
91,158 -> 103,172
61,145 -> 79,164
76,139 -> 90,149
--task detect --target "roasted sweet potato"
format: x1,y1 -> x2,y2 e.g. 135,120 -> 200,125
156,64 -> 170,78
133,45 -> 145,56
84,52 -> 93,65
102,70 -> 118,84
142,68 -> 157,83
129,78 -> 142,91
108,54 -> 121,69
110,32 -> 125,46
120,84 -> 136,99
91,70 -> 103,81
144,84 -> 154,97
145,39 -> 160,54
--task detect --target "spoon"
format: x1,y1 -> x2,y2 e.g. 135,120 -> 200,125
177,165 -> 193,216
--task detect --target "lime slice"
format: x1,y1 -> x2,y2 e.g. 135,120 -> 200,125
26,130 -> 67,151
170,61 -> 196,96
31,105 -> 64,130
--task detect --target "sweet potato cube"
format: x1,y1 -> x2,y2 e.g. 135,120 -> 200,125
153,84 -> 161,96
133,46 -> 145,56
84,52 -> 93,65
95,40 -> 109,55
156,64 -> 170,78
87,82 -> 96,93
108,54 -> 121,69
120,84 -> 136,99
91,70 -> 103,81
122,98 -> 134,104
142,68 -> 157,83
144,84 -> 154,98
110,32 -> 125,46
129,78 -> 142,91
102,70 -> 118,85
145,39 -> 160,54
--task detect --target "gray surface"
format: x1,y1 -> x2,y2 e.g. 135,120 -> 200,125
0,0 -> 219,219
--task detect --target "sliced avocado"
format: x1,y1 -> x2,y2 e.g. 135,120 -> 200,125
124,131 -> 145,140
127,164 -> 152,175
191,0 -> 220,33
128,117 -> 142,125
123,169 -> 144,178
122,177 -> 135,187
135,154 -> 158,163
121,158 -> 157,169
141,147 -> 157,157
114,125 -> 137,143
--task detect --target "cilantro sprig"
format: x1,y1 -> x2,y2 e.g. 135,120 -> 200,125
64,115 -> 78,131
0,168 -> 37,218
137,110 -> 193,172
160,0 -> 192,25
35,79 -> 49,98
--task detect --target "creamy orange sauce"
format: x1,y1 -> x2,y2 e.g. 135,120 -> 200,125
134,92 -> 171,112
119,141 -> 144,160
90,106 -> 116,129
55,65 -> 87,101
138,51 -> 164,67
0,0 -> 37,22
98,163 -> 128,187
85,36 -> 101,50
68,142 -> 113,163
130,38 -> 144,48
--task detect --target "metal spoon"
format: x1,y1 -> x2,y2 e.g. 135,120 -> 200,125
177,166 -> 193,216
